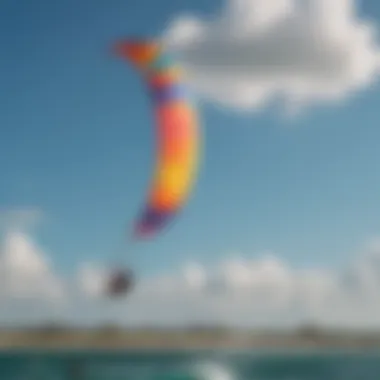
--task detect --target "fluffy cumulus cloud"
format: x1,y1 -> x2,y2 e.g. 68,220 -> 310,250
0,209 -> 63,302
2,208 -> 380,328
0,232 -> 63,301
163,0 -> 380,113
0,209 -> 65,325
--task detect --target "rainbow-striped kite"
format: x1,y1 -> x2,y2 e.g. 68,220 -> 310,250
115,39 -> 200,240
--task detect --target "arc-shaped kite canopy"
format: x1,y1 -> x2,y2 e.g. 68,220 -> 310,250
115,39 -> 200,240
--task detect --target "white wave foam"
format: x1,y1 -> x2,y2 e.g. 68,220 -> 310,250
193,361 -> 236,380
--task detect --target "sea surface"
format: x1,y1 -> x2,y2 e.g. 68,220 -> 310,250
0,349 -> 379,380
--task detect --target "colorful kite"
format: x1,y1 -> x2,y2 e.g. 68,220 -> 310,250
115,39 -> 200,240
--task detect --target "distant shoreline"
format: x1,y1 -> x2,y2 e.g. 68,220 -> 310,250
0,327 -> 379,350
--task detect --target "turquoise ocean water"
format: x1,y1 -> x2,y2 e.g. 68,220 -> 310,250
1,349 -> 379,380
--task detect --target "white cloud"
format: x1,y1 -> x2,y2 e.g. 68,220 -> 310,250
163,0 -> 380,113
0,231 -> 64,300
2,209 -> 380,328
0,209 -> 64,304
76,263 -> 109,299
72,246 -> 380,329
182,262 -> 207,290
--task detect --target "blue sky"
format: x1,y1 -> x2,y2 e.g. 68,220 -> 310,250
2,0 -> 380,283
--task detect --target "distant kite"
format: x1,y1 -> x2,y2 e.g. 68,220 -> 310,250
115,39 -> 200,240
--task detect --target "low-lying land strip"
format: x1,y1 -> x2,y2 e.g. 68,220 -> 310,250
0,325 -> 379,349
